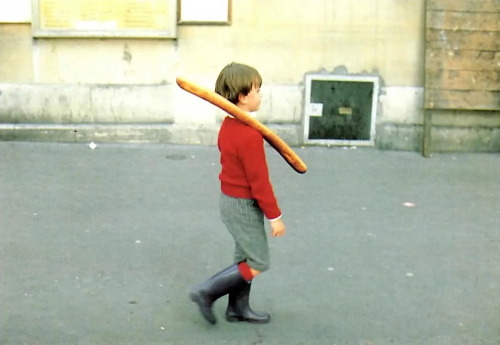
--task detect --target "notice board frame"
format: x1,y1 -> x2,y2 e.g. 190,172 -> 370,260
31,0 -> 177,38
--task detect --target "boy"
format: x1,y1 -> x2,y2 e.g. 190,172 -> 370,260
189,62 -> 286,324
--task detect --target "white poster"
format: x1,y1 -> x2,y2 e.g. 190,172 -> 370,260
178,0 -> 230,24
0,0 -> 31,23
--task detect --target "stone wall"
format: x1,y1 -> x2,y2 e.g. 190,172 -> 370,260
0,0 -> 498,151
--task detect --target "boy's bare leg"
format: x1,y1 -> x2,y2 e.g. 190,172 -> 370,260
250,268 -> 261,277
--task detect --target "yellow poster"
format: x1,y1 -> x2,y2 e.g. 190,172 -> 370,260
33,0 -> 176,38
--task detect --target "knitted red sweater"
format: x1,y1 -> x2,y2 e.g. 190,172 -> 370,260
218,116 -> 281,220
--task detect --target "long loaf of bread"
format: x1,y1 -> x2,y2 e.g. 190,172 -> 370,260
176,77 -> 307,174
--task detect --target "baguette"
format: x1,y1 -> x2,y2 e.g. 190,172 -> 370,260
176,77 -> 307,174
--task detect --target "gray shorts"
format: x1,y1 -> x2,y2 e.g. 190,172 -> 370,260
220,193 -> 270,272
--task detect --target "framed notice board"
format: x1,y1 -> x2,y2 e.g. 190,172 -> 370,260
303,74 -> 379,146
32,0 -> 177,38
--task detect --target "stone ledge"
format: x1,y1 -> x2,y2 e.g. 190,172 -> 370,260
376,123 -> 500,152
0,123 -> 214,145
0,123 -> 304,147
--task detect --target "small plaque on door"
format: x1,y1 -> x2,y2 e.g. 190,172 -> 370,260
339,107 -> 353,115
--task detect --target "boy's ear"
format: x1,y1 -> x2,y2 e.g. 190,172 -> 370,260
237,93 -> 247,105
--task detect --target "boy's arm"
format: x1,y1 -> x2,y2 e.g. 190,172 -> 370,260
240,132 -> 281,220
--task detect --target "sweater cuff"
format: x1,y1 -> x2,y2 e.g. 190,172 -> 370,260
268,215 -> 282,222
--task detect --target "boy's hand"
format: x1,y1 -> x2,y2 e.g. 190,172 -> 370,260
270,219 -> 286,237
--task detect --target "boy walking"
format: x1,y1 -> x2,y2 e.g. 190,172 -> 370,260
189,62 -> 286,324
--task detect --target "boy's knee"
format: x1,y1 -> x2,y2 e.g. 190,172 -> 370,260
250,262 -> 270,273
250,268 -> 261,277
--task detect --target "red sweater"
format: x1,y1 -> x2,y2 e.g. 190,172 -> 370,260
218,116 -> 281,220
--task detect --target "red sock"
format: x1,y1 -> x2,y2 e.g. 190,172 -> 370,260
237,262 -> 254,282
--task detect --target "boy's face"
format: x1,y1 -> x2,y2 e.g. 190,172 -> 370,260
238,84 -> 261,112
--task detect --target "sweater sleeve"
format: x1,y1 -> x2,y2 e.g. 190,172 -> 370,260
239,131 -> 281,220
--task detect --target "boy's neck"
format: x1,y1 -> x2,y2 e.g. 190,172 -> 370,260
236,103 -> 250,112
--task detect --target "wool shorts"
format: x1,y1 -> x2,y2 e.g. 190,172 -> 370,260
219,193 -> 270,272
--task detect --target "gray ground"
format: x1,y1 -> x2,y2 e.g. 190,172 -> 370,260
1,142 -> 499,345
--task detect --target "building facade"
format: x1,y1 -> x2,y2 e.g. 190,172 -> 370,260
0,0 -> 498,151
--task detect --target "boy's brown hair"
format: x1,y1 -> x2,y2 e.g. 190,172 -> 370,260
215,62 -> 262,105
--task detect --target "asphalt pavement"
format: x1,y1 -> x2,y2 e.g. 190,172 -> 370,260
1,142 -> 499,345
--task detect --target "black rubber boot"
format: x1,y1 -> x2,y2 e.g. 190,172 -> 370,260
225,281 -> 271,324
189,264 -> 247,324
